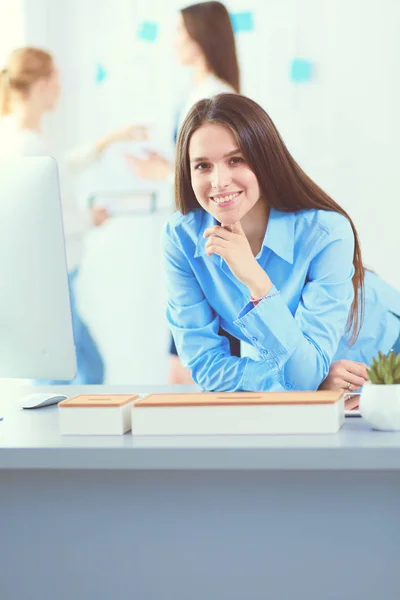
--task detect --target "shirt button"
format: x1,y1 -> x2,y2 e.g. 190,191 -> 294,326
251,336 -> 259,343
261,349 -> 269,358
286,383 -> 292,389
239,323 -> 246,329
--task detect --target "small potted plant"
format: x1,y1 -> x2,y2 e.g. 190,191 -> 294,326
359,350 -> 400,430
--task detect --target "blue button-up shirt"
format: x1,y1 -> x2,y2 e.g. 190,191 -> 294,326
164,207 -> 400,392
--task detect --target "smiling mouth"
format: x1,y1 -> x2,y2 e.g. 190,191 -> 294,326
210,191 -> 242,206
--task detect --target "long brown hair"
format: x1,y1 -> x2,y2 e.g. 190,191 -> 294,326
181,2 -> 240,93
0,47 -> 53,116
175,93 -> 364,343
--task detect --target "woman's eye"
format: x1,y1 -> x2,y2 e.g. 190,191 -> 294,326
230,156 -> 245,165
194,162 -> 210,171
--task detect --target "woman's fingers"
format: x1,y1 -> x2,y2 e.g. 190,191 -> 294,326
344,395 -> 360,411
205,236 -> 228,256
203,225 -> 235,240
349,363 -> 368,379
336,360 -> 368,379
320,360 -> 369,392
205,236 -> 228,249
334,367 -> 365,390
342,372 -> 366,390
206,244 -> 227,258
222,221 -> 244,235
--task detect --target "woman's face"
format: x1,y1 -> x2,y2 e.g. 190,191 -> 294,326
174,14 -> 202,65
35,65 -> 61,111
189,123 -> 261,226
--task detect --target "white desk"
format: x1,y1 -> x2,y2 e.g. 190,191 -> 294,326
1,384 -> 400,600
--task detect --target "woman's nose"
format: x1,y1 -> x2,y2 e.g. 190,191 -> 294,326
211,165 -> 232,189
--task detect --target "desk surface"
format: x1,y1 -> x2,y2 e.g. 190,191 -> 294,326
1,383 -> 400,471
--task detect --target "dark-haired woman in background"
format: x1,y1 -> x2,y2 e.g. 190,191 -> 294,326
127,1 -> 241,383
164,93 -> 400,392
128,0 -> 240,183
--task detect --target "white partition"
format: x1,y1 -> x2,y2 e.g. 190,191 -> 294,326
76,211 -> 171,384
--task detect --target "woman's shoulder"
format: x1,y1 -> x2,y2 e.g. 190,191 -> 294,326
294,208 -> 353,239
18,132 -> 49,157
189,74 -> 234,106
165,209 -> 207,244
205,74 -> 235,96
0,118 -> 49,158
363,269 -> 400,316
166,209 -> 199,229
164,209 -> 211,261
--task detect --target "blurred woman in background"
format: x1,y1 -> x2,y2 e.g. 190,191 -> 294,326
127,1 -> 240,181
0,47 -> 144,383
126,1 -> 241,383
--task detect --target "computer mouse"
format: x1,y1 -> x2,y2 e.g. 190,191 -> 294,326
19,392 -> 68,409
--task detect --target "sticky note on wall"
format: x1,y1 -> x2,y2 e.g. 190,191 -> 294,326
137,21 -> 159,42
95,63 -> 108,84
290,58 -> 314,83
230,11 -> 254,33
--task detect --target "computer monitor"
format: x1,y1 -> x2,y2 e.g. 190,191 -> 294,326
0,157 -> 77,379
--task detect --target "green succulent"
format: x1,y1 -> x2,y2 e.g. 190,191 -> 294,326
367,350 -> 400,384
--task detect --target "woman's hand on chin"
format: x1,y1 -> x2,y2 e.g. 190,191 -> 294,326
203,221 -> 272,297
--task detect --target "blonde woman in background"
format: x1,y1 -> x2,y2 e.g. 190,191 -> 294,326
126,1 -> 241,383
0,47 -> 145,383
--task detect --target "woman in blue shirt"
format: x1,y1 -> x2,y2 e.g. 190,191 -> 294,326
164,93 -> 400,392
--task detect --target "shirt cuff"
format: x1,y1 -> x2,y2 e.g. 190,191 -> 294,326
234,286 -> 303,360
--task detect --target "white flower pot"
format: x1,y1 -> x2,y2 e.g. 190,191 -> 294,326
359,381 -> 400,431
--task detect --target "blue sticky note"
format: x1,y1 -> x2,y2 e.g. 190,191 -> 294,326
230,11 -> 254,33
95,63 -> 108,84
137,21 -> 159,42
290,58 -> 313,83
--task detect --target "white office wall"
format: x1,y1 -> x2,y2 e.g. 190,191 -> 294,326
21,0 -> 400,383
0,1 -> 25,64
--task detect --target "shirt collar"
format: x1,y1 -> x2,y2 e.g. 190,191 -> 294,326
194,211 -> 217,258
194,208 -> 295,264
262,208 -> 295,264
